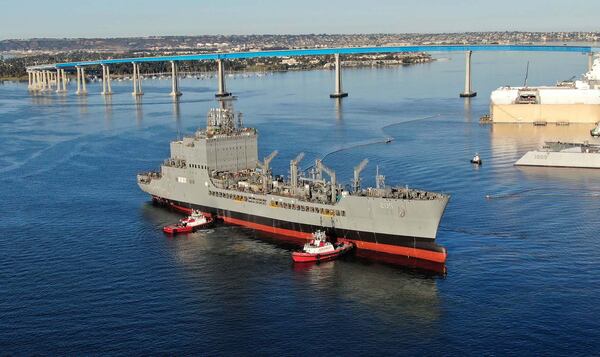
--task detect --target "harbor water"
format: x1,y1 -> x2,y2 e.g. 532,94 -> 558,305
1,52 -> 600,354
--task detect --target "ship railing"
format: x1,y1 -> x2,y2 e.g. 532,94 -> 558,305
353,187 -> 446,200
210,179 -> 339,206
137,171 -> 162,184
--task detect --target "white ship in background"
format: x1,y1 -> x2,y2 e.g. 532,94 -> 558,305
491,57 -> 600,124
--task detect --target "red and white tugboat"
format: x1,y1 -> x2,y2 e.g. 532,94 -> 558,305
291,230 -> 353,263
163,210 -> 214,235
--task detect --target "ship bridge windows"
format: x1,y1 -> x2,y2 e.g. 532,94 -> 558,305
189,164 -> 208,169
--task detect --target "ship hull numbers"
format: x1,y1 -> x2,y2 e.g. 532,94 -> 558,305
380,202 -> 406,217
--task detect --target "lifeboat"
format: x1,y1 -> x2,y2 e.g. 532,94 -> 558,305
163,210 -> 214,235
291,230 -> 353,263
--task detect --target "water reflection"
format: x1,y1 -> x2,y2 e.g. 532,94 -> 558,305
292,255 -> 441,324
333,97 -> 343,121
134,97 -> 143,126
77,95 -> 88,116
490,123 -> 600,161
172,97 -> 181,122
30,93 -> 54,106
103,95 -> 113,129
463,97 -> 473,122
516,165 -> 600,184
56,92 -> 68,106
140,203 -> 440,326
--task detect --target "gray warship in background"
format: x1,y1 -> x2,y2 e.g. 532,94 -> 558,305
516,141 -> 600,168
137,105 -> 450,264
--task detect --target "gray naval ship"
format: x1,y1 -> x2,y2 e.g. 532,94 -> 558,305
137,105 -> 450,264
515,141 -> 600,169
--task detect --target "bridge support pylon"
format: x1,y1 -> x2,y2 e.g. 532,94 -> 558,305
101,64 -> 112,95
460,51 -> 477,98
132,62 -> 143,96
46,71 -> 53,91
170,61 -> 182,97
330,53 -> 348,98
46,70 -> 53,91
27,71 -> 33,91
51,71 -> 57,90
40,70 -> 47,91
41,71 -> 48,91
31,71 -> 39,92
56,69 -> 67,94
215,59 -> 231,98
37,71 -> 44,92
54,70 -> 60,93
75,66 -> 87,96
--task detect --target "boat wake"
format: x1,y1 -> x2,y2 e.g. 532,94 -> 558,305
484,187 -> 600,200
302,114 -> 441,171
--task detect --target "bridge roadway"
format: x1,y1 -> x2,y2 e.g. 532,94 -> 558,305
25,45 -> 598,98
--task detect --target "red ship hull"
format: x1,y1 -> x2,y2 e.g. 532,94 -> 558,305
154,196 -> 447,266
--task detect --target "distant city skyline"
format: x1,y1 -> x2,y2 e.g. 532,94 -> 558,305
1,0 -> 599,40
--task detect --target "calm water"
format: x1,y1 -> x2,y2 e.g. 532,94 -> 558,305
2,52 -> 600,355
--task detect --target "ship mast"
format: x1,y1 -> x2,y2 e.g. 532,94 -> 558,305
258,150 -> 278,192
315,159 -> 337,203
353,159 -> 369,193
375,165 -> 385,189
290,152 -> 305,195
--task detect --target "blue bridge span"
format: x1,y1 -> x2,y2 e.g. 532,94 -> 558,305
25,44 -> 597,98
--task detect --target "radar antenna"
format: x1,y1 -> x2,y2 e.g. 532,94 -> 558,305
206,107 -> 236,134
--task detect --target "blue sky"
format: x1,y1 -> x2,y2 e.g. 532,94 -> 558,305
1,0 -> 598,39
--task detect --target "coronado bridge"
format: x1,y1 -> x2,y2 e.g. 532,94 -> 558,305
24,44 -> 597,99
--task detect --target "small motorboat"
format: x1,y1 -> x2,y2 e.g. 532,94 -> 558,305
291,230 -> 353,263
591,123 -> 600,137
470,153 -> 482,165
479,114 -> 492,124
385,137 -> 393,144
163,210 -> 213,235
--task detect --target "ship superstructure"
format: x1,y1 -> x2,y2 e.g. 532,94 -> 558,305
138,105 -> 450,263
